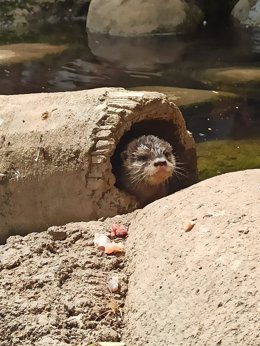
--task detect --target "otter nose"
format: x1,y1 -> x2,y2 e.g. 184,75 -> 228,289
154,160 -> 167,167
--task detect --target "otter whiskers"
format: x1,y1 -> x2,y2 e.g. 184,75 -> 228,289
119,135 -> 176,206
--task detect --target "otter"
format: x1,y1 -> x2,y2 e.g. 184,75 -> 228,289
119,135 -> 176,206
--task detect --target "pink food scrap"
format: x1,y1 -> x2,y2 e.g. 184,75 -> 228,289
111,224 -> 128,238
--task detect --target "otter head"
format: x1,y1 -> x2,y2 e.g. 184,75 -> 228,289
121,135 -> 176,187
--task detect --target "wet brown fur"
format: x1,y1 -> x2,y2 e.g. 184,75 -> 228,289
119,135 -> 176,206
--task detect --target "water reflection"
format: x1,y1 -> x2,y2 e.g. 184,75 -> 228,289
0,23 -> 259,178
1,25 -> 259,94
183,98 -> 260,143
88,33 -> 188,70
48,34 -> 202,91
49,59 -> 125,90
251,28 -> 260,54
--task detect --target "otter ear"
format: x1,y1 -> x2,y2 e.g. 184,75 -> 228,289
121,150 -> 128,161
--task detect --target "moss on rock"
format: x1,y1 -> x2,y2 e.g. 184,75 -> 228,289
197,138 -> 260,180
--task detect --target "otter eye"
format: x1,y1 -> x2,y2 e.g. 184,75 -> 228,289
164,151 -> 172,160
137,154 -> 148,161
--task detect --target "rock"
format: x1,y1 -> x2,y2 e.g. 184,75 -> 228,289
130,86 -> 238,107
0,88 -> 197,243
124,169 -> 260,346
207,67 -> 260,84
0,169 -> 259,345
193,67 -> 260,98
0,43 -> 67,64
232,0 -> 260,27
86,0 -> 203,36
0,0 -> 90,33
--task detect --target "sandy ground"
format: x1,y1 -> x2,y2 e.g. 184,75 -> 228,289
0,169 -> 259,346
0,215 -> 135,346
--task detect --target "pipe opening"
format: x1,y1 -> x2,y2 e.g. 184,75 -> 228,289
111,119 -> 189,200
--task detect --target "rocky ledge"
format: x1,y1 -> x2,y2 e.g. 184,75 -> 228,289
0,169 -> 259,345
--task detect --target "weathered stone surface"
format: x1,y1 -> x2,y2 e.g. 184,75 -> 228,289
130,86 -> 238,107
232,0 -> 260,27
193,67 -> 260,98
124,169 -> 260,346
86,0 -> 203,36
0,88 -> 197,242
0,169 -> 259,345
0,43 -> 67,64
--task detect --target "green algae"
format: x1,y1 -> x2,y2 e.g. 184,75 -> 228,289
197,138 -> 260,180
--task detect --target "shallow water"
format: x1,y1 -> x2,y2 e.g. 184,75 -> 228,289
184,98 -> 260,179
1,23 -> 260,93
0,22 -> 259,178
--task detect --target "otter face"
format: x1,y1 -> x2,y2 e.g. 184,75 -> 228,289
121,135 -> 176,187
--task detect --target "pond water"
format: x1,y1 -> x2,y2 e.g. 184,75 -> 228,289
0,22 -> 259,179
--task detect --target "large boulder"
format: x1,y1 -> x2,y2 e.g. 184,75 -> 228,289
0,169 -> 259,345
232,0 -> 260,27
124,169 -> 260,345
86,0 -> 203,36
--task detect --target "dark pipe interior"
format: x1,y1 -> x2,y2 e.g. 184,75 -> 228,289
111,119 -> 189,193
